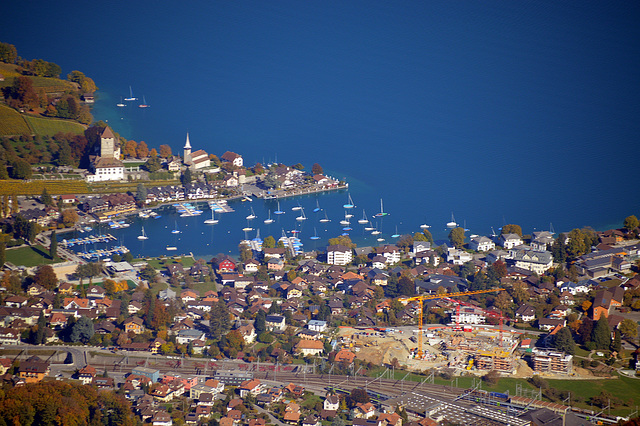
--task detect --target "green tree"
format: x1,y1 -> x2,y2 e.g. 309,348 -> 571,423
70,316 -> 94,343
49,230 -> 57,259
209,300 -> 231,338
448,227 -> 465,247
40,188 -> 53,206
619,318 -> 638,339
591,317 -> 611,350
398,275 -> 415,297
0,42 -> 18,63
181,167 -> 192,188
255,310 -> 266,335
552,327 -> 576,355
143,156 -> 161,172
501,224 -> 522,236
136,183 -> 147,203
139,264 -> 157,282
623,215 -> 639,232
10,158 -> 32,179
34,311 -> 47,344
263,236 -> 276,249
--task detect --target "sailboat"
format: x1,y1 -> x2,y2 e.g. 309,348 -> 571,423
264,210 -> 274,224
274,200 -> 285,215
343,193 -> 355,209
420,223 -> 431,229
364,223 -> 375,231
171,221 -> 180,234
296,208 -> 307,222
204,210 -> 218,224
313,200 -> 321,213
137,226 -> 148,240
138,95 -> 150,108
391,226 -> 400,238
310,227 -> 320,240
292,202 -> 302,212
340,212 -> 350,226
447,212 -> 458,228
246,207 -> 256,220
242,220 -> 254,232
116,97 -> 125,107
371,224 -> 381,235
358,210 -> 369,225
124,86 -> 137,101
375,198 -> 388,217
319,212 -> 330,223
463,220 -> 470,232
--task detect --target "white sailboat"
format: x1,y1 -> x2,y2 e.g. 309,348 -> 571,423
117,97 -> 125,107
171,221 -> 180,234
340,212 -> 350,226
358,210 -> 369,225
371,224 -> 381,235
296,208 -> 307,222
274,200 -> 285,215
447,212 -> 458,228
420,223 -> 431,229
246,207 -> 256,220
319,212 -> 330,223
138,95 -> 150,108
264,210 -> 274,224
292,202 -> 302,212
310,227 -> 320,240
343,193 -> 355,209
204,210 -> 218,224
375,198 -> 388,217
124,85 -> 137,101
137,226 -> 148,240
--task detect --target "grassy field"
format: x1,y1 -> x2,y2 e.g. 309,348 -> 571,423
24,114 -> 85,136
0,179 -> 89,196
89,179 -> 179,194
5,245 -> 61,267
0,104 -> 32,136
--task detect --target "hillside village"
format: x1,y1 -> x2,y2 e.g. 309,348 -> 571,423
1,189 -> 640,424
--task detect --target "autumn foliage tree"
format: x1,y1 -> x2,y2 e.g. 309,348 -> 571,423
33,264 -> 58,290
136,141 -> 149,158
159,144 -> 172,158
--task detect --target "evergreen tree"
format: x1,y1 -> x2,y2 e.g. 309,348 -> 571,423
255,310 -> 266,335
552,327 -> 576,355
35,311 -> 46,344
591,317 -> 611,350
0,241 -> 5,268
49,230 -> 57,259
209,300 -> 231,338
611,329 -> 622,353
40,188 -> 53,206
398,275 -> 415,297
70,316 -> 94,343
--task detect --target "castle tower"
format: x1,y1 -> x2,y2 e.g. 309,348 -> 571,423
183,133 -> 192,165
100,126 -> 120,159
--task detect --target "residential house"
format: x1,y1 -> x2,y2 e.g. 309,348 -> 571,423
515,304 -> 536,323
124,317 -> 145,334
238,379 -> 265,397
327,245 -> 353,266
508,248 -> 554,275
469,236 -> 495,252
18,356 -> 50,383
499,233 -> 523,249
295,339 -> 324,356
265,315 -> 286,332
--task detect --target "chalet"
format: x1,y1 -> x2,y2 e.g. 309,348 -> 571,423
591,287 -> 624,320
124,317 -> 145,334
221,151 -> 243,167
18,356 -> 50,383
218,257 -> 237,272
77,364 -> 97,385
515,304 -> 536,322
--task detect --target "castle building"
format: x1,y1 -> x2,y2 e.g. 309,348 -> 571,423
86,126 -> 124,182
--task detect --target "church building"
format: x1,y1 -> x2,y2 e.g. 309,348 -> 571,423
183,133 -> 210,170
86,126 -> 125,182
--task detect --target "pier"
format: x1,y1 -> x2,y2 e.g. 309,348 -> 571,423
60,234 -> 117,247
208,200 -> 234,213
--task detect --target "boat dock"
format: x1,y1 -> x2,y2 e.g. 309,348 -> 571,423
174,202 -> 204,217
60,234 -> 117,247
208,200 -> 234,213
77,245 -> 130,260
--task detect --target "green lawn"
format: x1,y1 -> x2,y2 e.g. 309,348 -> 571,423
24,115 -> 85,137
5,245 -> 61,267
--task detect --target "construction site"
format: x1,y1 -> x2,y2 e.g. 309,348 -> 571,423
337,323 -> 528,376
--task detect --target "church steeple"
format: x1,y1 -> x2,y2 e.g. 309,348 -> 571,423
183,133 -> 192,165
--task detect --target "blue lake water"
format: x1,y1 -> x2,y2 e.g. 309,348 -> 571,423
3,1 -> 640,257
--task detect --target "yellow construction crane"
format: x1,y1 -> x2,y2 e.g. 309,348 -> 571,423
399,288 -> 505,357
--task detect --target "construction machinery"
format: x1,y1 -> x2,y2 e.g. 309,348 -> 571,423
399,288 -> 505,357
